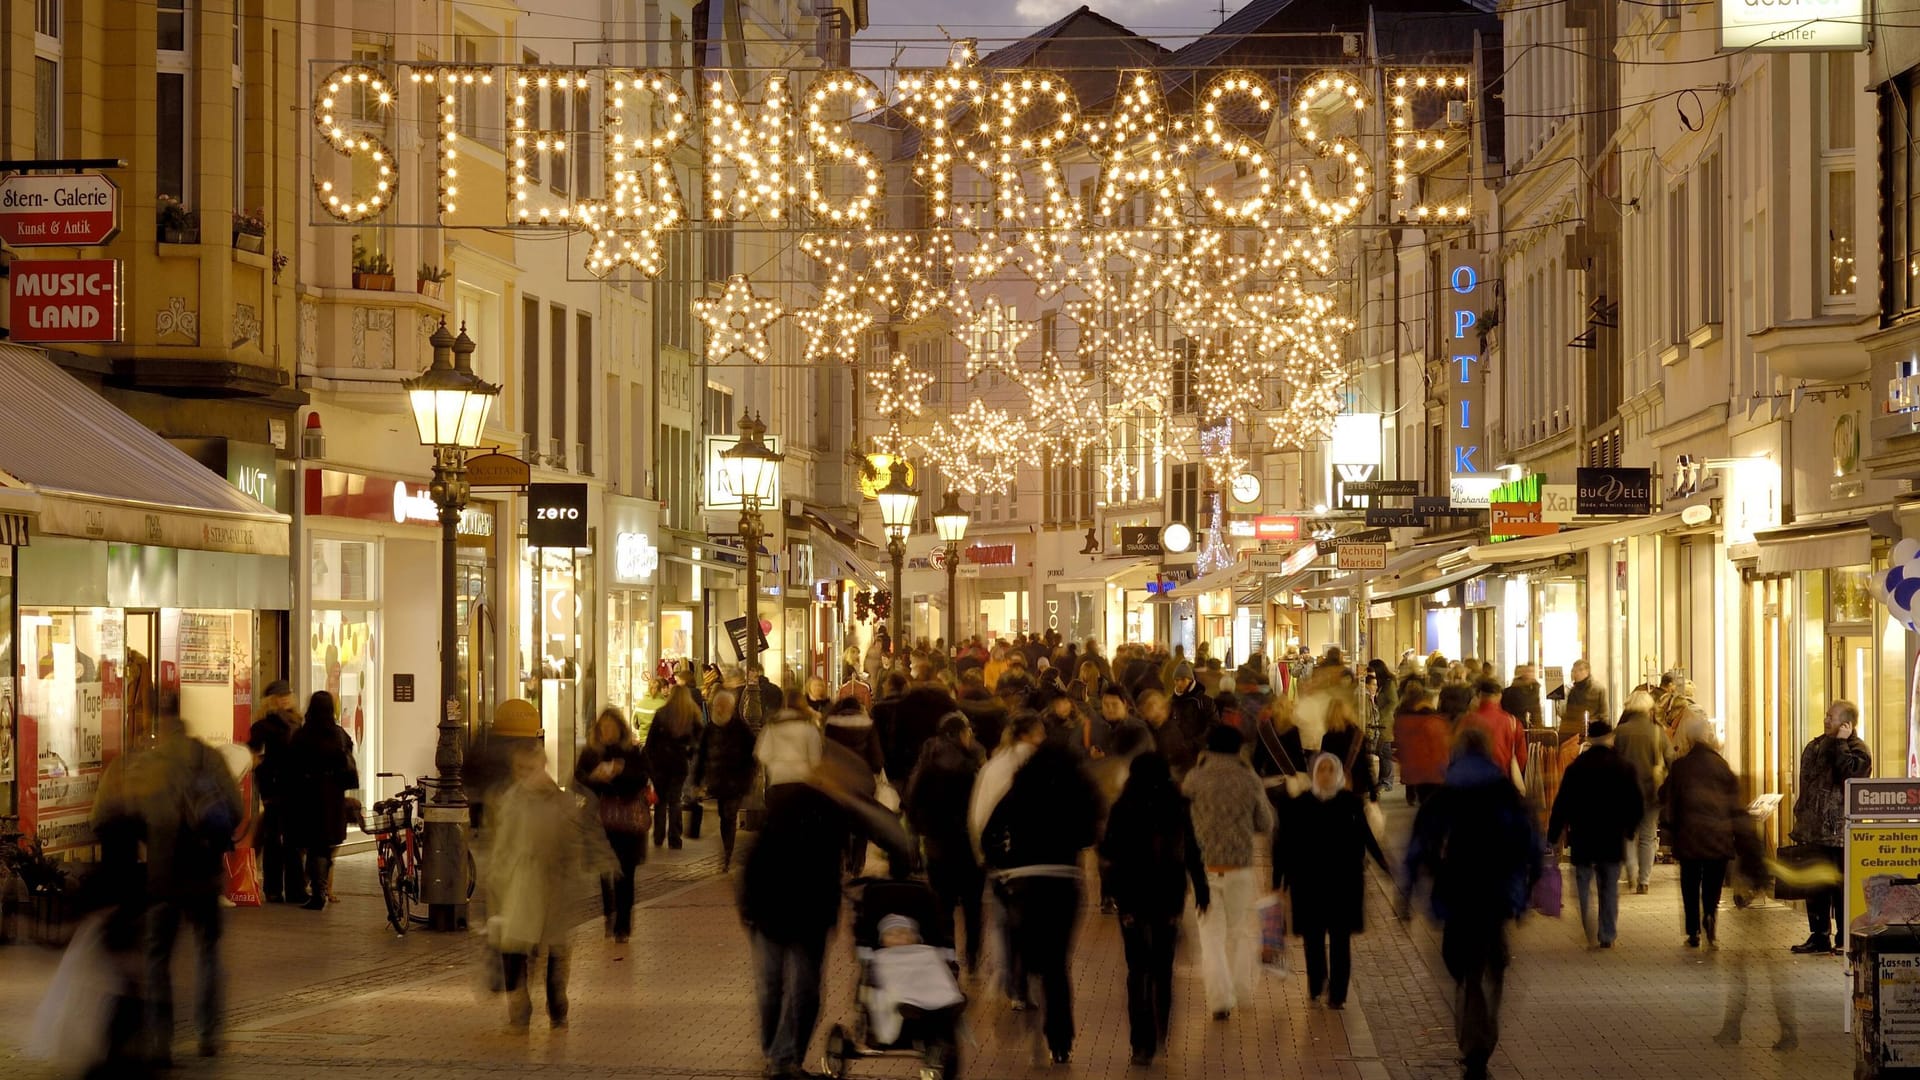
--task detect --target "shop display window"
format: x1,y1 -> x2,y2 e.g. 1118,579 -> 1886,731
607,589 -> 653,717
311,536 -> 380,791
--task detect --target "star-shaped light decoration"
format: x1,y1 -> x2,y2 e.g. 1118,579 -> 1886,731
691,274 -> 783,364
957,299 -> 1030,380
1025,354 -> 1107,460
793,301 -> 872,364
868,353 -> 936,419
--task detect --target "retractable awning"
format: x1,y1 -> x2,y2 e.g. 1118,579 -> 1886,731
1751,513 -> 1887,574
1370,563 -> 1489,604
808,524 -> 887,591
1464,511 -> 1683,566
0,344 -> 289,556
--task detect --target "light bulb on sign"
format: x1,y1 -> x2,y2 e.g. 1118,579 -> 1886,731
1162,522 -> 1193,553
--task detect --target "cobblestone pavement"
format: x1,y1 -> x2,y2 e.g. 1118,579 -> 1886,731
0,798 -> 1853,1080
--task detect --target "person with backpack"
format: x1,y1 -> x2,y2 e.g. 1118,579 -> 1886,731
282,691 -> 359,911
116,713 -> 245,1061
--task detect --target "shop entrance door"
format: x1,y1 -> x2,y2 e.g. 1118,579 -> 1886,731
124,610 -> 158,753
1832,628 -> 1875,750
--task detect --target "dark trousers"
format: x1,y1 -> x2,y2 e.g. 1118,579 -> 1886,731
303,847 -> 335,904
1805,845 -> 1845,941
716,796 -> 743,864
502,947 -> 570,1026
992,878 -> 1026,1002
600,830 -> 645,937
258,802 -> 304,901
1119,914 -> 1177,1055
1408,782 -> 1443,807
1007,875 -> 1082,1057
751,928 -> 828,1071
145,896 -> 223,1057
1302,927 -> 1353,1006
926,844 -> 985,972
1679,858 -> 1727,939
653,775 -> 685,847
1441,917 -> 1509,1077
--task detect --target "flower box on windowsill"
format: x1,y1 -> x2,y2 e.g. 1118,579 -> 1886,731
417,279 -> 443,300
352,272 -> 396,291
234,232 -> 266,254
160,225 -> 200,245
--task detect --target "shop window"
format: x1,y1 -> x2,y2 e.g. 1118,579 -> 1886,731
311,538 -> 380,788
1881,68 -> 1920,320
1830,567 -> 1875,623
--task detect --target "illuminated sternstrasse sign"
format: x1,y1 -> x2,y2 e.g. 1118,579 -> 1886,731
308,57 -> 1478,267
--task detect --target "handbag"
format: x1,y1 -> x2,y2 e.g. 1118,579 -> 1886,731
1530,858 -> 1564,918
222,843 -> 263,907
598,792 -> 652,835
1257,893 -> 1293,976
1773,842 -> 1833,901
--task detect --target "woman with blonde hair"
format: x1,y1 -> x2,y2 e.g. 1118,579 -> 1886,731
1658,708 -> 1741,947
1317,697 -> 1378,798
643,686 -> 703,849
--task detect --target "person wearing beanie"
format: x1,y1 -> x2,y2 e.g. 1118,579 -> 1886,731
1182,724 -> 1275,1019
1546,718 -> 1646,949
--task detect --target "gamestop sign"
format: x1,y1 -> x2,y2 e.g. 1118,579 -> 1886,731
9,259 -> 120,343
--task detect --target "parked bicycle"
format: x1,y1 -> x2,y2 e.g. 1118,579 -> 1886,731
361,773 -> 475,935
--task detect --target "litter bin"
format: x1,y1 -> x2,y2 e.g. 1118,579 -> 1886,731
1854,924 -> 1920,1078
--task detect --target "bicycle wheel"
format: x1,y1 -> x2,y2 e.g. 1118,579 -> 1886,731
378,843 -> 408,935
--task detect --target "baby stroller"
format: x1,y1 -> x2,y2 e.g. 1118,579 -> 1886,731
822,877 -> 965,1080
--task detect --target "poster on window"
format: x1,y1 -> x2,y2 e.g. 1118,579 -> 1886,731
177,611 -> 232,684
76,681 -> 103,766
0,677 -> 15,784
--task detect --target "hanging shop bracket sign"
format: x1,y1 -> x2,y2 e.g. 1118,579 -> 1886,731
527,483 -> 589,548
1575,467 -> 1654,516
1335,542 -> 1387,570
0,173 -> 119,246
7,258 -> 121,343
465,451 -> 531,489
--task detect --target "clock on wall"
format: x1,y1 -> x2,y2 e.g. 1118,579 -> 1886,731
1230,473 -> 1262,506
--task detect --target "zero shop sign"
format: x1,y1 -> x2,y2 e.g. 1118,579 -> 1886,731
0,173 -> 120,247
527,483 -> 589,548
8,258 -> 121,343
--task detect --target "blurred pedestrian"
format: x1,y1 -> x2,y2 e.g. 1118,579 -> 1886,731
822,695 -> 885,779
1546,719 -> 1643,949
1183,724 -> 1275,1020
1087,723 -> 1154,915
1139,689 -> 1197,777
283,691 -> 358,911
489,734 -> 608,1030
1318,698 -> 1378,800
1395,682 -> 1449,806
1716,816 -> 1799,1049
1276,752 -> 1389,1009
1659,708 -> 1741,948
693,689 -> 757,871
246,679 -> 303,904
644,685 -> 702,850
1501,665 -> 1543,730
981,737 -> 1100,1064
1169,663 -> 1218,751
970,713 -> 1047,1007
1460,679 -> 1525,789
1405,727 -> 1541,1080
1788,699 -> 1870,955
1099,752 -> 1210,1066
1612,702 -> 1673,895
905,712 -> 986,972
574,707 -> 652,943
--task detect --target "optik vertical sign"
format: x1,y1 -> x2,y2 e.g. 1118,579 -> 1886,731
1445,251 -> 1485,486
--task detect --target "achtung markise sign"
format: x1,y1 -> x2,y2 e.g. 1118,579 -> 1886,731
8,259 -> 121,343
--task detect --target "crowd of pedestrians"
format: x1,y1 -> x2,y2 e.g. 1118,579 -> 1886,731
32,628 -> 1861,1080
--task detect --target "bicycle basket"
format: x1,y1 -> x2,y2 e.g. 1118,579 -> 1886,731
361,806 -> 406,836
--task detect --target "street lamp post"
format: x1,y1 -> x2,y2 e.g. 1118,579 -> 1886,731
876,460 -> 919,657
722,412 -> 783,727
933,491 -> 969,657
402,320 -> 498,932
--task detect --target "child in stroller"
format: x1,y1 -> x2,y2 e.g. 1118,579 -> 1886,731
823,879 -> 966,1079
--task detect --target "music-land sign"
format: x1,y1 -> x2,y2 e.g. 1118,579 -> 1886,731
8,258 -> 120,343
1576,467 -> 1653,516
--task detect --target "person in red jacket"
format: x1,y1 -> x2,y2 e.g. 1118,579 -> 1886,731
1393,681 -> 1451,805
1458,679 -> 1525,784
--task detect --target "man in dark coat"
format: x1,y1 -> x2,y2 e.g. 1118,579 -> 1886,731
1406,727 -> 1541,1080
953,670 -> 1009,751
905,712 -> 987,971
1789,699 -> 1872,954
981,739 -> 1100,1064
1500,665 -> 1543,730
282,692 -> 358,911
1168,663 -> 1218,750
246,679 -> 304,903
884,682 -> 957,786
1547,719 -> 1645,949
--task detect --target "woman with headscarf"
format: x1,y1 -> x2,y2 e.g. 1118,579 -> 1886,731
1098,752 -> 1210,1066
643,685 -> 702,849
282,691 -> 358,911
1274,753 -> 1389,1009
575,706 -> 652,942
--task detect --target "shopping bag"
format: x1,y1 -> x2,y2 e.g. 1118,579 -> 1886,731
1257,893 -> 1293,976
26,911 -> 121,1065
1530,860 -> 1563,918
1773,843 -> 1839,901
223,843 -> 263,907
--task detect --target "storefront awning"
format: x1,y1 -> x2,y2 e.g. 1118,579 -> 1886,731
1053,557 -> 1154,588
1180,560 -> 1251,596
1463,511 -> 1683,566
1370,563 -> 1489,604
809,525 -> 887,591
1235,565 -> 1323,606
1750,515 -> 1887,574
0,344 -> 289,556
